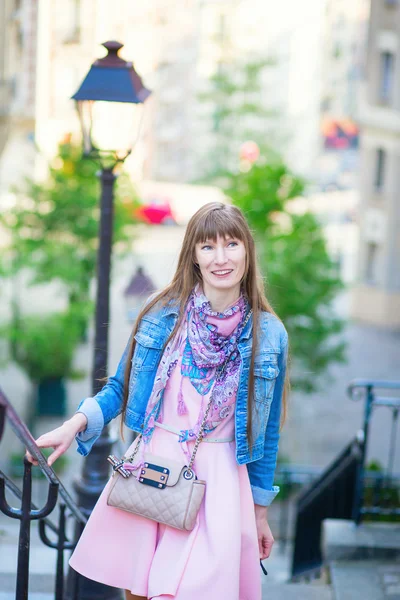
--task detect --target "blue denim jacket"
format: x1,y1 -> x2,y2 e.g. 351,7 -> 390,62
75,300 -> 288,507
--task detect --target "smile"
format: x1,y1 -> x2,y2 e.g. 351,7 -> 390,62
211,269 -> 233,276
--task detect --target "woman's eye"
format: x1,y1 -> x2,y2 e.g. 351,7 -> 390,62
228,241 -> 238,247
201,245 -> 212,251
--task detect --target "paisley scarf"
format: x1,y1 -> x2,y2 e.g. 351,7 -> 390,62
140,285 -> 249,447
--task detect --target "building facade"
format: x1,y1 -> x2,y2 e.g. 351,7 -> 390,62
0,0 -> 39,197
351,0 -> 400,328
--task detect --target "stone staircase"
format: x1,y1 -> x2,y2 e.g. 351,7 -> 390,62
322,519 -> 400,600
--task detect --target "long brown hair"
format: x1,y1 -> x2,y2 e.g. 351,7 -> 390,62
120,202 -> 289,444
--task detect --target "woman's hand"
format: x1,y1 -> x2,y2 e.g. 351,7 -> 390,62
25,413 -> 88,468
254,504 -> 274,560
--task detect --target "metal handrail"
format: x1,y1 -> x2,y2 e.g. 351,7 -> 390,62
0,386 -> 88,600
348,379 -> 400,393
0,387 -> 86,524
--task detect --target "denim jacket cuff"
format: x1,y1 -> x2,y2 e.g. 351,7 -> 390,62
75,397 -> 104,444
251,484 -> 280,506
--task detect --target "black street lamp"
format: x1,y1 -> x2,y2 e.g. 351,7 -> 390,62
66,41 -> 151,600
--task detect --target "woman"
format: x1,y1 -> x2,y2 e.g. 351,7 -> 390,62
27,202 -> 289,600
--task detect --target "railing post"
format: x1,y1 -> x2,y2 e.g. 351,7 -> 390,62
352,385 -> 373,524
0,457 -> 58,600
0,458 -> 34,600
279,471 -> 290,554
16,459 -> 32,600
387,407 -> 399,485
0,400 -> 5,442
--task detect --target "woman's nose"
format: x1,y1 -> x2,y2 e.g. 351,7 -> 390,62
214,247 -> 228,264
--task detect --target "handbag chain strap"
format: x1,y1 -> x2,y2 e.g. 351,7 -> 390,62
126,307 -> 253,471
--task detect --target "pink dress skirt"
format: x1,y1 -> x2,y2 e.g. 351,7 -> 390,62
69,335 -> 261,599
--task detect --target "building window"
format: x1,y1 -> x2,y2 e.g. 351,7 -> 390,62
374,148 -> 386,191
379,51 -> 395,103
365,242 -> 378,284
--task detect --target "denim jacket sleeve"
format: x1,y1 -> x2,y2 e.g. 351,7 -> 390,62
74,334 -> 132,456
247,330 -> 288,506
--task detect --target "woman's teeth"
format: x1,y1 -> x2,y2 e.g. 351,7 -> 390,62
212,269 -> 232,276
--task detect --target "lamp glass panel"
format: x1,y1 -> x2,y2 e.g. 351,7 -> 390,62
80,100 -> 144,155
76,100 -> 94,154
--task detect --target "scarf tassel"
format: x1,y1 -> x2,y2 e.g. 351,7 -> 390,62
177,377 -> 188,415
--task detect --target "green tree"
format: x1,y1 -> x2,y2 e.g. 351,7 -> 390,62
225,159 -> 346,392
0,140 -> 139,325
197,56 -> 286,182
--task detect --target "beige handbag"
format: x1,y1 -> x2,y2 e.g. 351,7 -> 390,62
106,394 -> 213,532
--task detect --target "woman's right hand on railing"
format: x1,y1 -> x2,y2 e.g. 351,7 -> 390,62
25,412 -> 88,467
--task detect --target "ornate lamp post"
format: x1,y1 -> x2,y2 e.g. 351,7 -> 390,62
67,41 -> 151,600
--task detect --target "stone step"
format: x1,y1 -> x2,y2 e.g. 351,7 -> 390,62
0,544 -> 62,577
323,519 -> 400,562
0,572 -> 55,596
262,582 -> 333,599
0,594 -> 53,600
330,560 -> 400,600
0,574 -> 333,600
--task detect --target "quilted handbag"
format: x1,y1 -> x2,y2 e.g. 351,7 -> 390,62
106,390 -> 214,531
107,448 -> 206,531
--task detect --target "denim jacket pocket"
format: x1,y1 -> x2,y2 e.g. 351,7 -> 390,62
132,329 -> 164,371
254,360 -> 280,404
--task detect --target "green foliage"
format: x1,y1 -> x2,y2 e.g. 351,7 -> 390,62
1,305 -> 87,382
364,460 -> 400,523
197,56 -> 281,181
10,449 -> 68,477
0,141 -> 139,306
225,157 -> 346,392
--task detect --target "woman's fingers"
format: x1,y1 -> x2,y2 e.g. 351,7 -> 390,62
47,445 -> 66,467
25,434 -> 62,466
259,534 -> 274,560
25,449 -> 38,465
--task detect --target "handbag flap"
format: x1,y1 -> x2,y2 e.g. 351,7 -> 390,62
143,452 -> 187,487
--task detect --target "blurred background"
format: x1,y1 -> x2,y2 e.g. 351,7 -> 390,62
0,0 -> 399,596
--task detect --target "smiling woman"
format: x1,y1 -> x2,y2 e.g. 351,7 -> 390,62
28,202 -> 289,600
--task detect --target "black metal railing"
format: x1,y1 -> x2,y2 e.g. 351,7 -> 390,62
290,435 -> 362,579
275,463 -> 400,560
289,378 -> 400,579
348,379 -> 400,523
0,387 -> 87,600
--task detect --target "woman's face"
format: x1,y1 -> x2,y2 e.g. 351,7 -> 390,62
194,235 -> 246,295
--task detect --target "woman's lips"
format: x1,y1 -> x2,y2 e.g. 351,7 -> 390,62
211,269 -> 233,278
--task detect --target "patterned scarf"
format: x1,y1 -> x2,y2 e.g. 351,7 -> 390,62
141,285 -> 249,445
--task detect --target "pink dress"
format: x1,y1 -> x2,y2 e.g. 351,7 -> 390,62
69,312 -> 261,600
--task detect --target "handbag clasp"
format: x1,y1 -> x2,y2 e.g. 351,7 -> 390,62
139,462 -> 170,489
